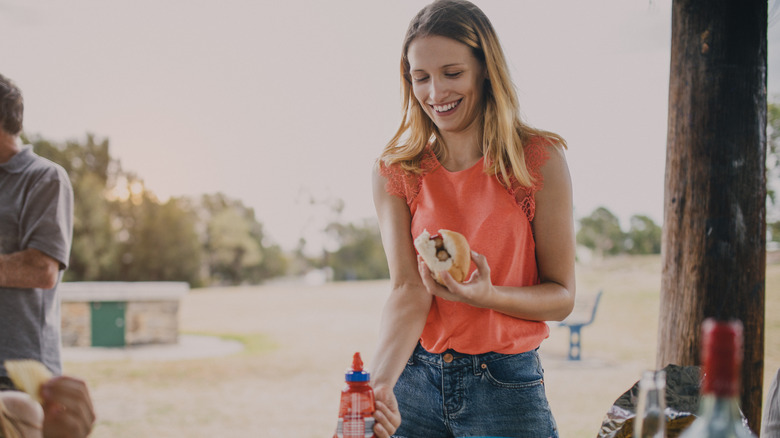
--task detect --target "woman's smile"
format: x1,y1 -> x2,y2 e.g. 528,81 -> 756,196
432,99 -> 462,115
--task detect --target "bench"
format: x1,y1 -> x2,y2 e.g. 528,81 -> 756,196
558,290 -> 603,360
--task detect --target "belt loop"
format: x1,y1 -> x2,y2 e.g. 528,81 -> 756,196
473,355 -> 482,375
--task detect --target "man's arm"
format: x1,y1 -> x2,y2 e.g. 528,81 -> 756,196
0,248 -> 60,289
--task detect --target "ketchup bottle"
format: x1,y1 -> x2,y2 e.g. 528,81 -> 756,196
333,352 -> 376,438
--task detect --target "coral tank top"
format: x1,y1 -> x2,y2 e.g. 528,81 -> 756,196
379,138 -> 552,355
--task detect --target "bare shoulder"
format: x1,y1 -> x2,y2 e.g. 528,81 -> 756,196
537,141 -> 572,195
371,158 -> 385,182
372,159 -> 391,200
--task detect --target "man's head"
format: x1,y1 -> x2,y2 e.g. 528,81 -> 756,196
0,74 -> 24,137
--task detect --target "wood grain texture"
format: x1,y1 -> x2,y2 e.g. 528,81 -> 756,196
659,0 -> 767,431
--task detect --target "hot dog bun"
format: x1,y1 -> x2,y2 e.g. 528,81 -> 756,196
414,229 -> 470,284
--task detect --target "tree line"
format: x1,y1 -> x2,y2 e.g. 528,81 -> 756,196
28,133 -> 388,286
24,101 -> 777,286
575,208 -> 662,258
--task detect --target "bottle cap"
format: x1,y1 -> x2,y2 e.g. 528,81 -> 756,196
346,352 -> 370,382
701,318 -> 743,397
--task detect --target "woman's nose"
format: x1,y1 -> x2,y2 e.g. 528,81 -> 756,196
429,78 -> 447,102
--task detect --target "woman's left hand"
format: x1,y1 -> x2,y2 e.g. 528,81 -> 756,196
417,250 -> 495,308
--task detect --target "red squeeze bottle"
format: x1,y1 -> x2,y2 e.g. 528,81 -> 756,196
333,352 -> 376,438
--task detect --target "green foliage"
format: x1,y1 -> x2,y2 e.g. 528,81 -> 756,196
25,134 -> 287,286
576,207 -> 626,257
114,192 -> 203,285
577,207 -> 662,257
323,219 -> 389,281
198,193 -> 287,285
625,215 -> 662,255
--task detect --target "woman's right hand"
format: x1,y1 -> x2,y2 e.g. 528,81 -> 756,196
373,383 -> 401,438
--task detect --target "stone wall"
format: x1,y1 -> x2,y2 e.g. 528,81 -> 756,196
61,302 -> 91,347
125,300 -> 180,345
59,282 -> 188,347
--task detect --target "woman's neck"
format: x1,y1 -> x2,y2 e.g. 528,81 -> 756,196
438,128 -> 482,172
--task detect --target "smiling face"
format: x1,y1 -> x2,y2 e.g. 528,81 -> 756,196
407,35 -> 486,141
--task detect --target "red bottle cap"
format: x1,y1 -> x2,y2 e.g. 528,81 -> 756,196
701,318 -> 743,397
346,352 -> 370,382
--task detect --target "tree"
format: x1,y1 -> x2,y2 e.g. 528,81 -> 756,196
323,219 -> 389,281
27,134 -> 289,286
576,207 -> 626,258
659,0 -> 766,429
625,215 -> 662,255
198,193 -> 288,285
113,190 -> 203,285
206,208 -> 262,284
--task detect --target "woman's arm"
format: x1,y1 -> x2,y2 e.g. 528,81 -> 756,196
369,163 -> 432,437
420,144 -> 576,322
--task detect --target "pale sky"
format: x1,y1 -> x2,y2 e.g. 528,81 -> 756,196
2,0 -> 779,251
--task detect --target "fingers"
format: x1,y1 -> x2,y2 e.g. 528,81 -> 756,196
470,250 -> 489,274
418,258 -> 461,304
373,385 -> 401,438
416,256 -> 439,291
439,269 -> 460,290
41,376 -> 95,438
373,401 -> 394,438
463,250 -> 490,283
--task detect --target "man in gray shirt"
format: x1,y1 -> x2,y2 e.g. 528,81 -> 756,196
0,73 -> 73,383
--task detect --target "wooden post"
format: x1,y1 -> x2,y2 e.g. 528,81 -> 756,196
658,0 -> 767,431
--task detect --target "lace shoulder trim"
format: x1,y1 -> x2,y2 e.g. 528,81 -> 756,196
378,150 -> 440,205
506,138 -> 551,222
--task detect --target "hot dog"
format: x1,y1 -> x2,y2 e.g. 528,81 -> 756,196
413,229 -> 470,284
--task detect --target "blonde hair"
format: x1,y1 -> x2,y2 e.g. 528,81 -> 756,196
380,0 -> 566,188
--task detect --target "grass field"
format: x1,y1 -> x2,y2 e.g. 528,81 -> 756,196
61,254 -> 780,437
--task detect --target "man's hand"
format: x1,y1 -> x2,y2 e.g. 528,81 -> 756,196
40,376 -> 95,438
372,383 -> 401,438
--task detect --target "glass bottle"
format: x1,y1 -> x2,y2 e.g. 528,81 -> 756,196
333,352 -> 376,438
679,318 -> 757,438
635,369 -> 667,438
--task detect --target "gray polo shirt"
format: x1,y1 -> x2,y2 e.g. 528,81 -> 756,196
0,145 -> 73,377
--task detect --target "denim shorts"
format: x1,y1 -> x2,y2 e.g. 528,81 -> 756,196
392,343 -> 558,438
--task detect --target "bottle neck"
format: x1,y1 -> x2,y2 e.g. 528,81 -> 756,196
701,356 -> 740,398
697,393 -> 744,423
700,319 -> 742,398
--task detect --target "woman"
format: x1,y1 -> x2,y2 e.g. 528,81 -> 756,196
369,1 -> 576,437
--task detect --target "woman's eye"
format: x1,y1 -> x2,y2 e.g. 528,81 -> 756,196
413,76 -> 429,83
445,72 -> 462,78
